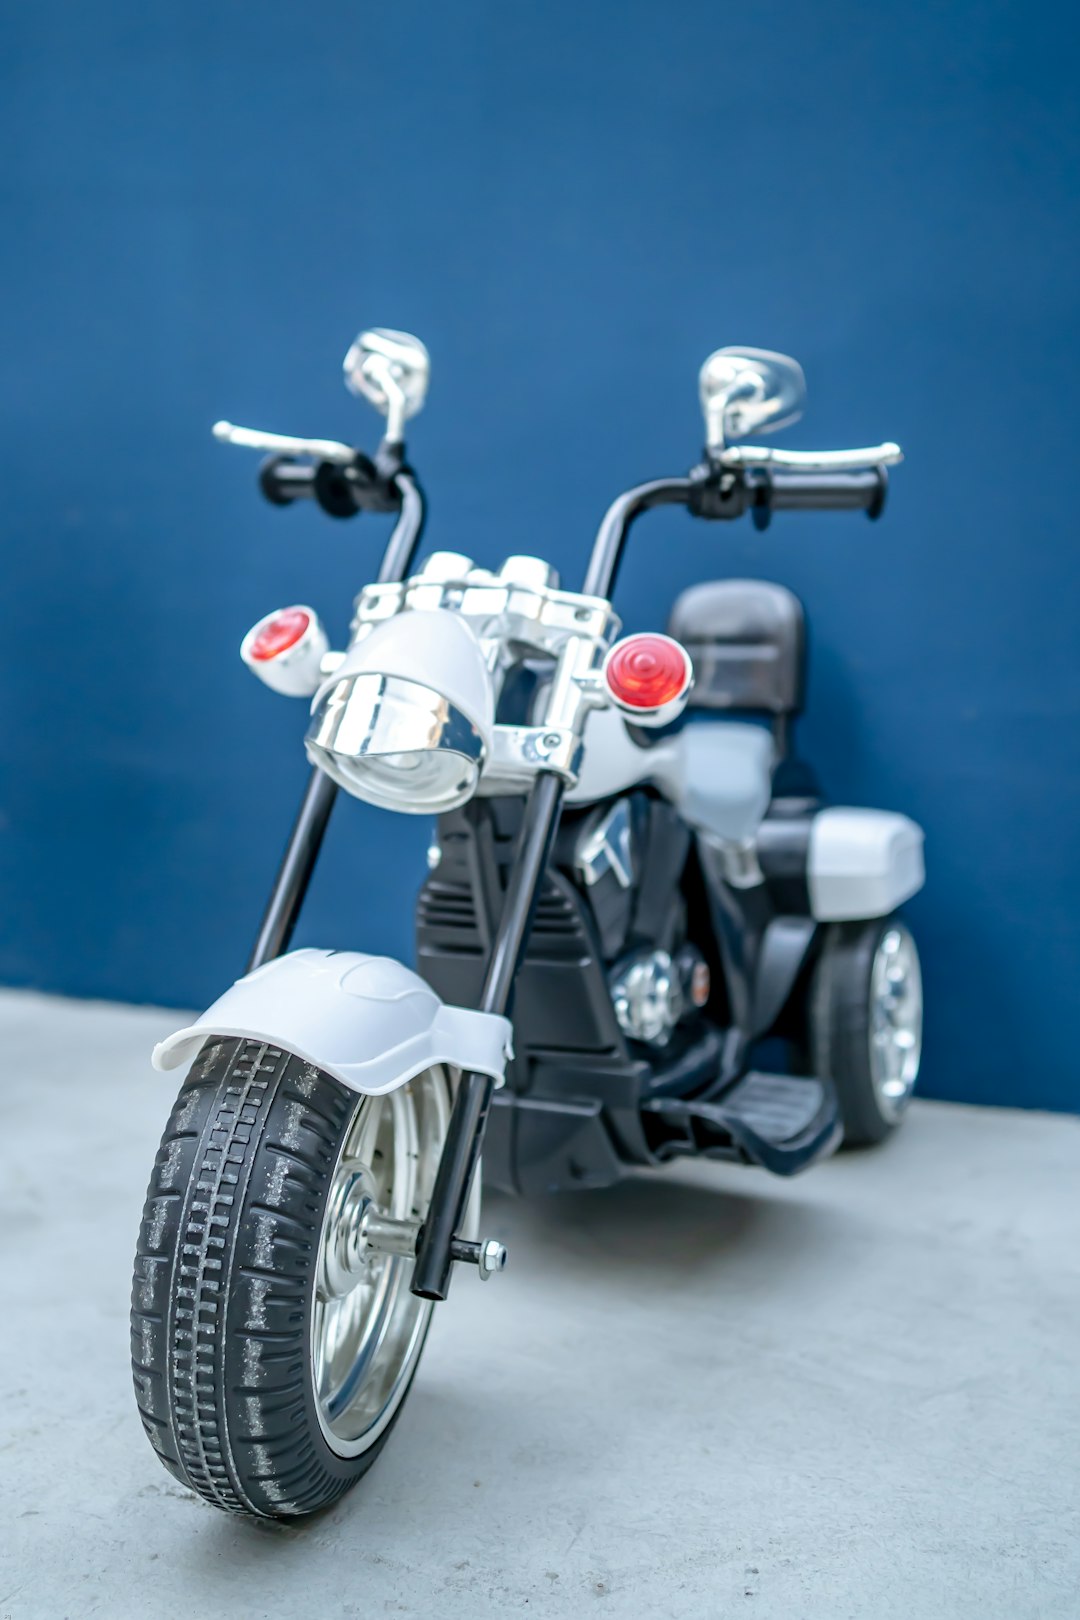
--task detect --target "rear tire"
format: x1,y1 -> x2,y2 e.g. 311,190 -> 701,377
131,1037 -> 449,1518
808,916 -> 922,1146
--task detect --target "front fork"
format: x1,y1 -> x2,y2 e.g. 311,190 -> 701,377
248,769 -> 338,972
410,770 -> 564,1300
250,759 -> 564,1302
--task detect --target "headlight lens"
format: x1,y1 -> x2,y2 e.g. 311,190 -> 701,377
305,672 -> 486,813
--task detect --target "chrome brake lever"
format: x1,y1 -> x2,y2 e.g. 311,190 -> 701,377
718,442 -> 903,472
212,420 -> 357,466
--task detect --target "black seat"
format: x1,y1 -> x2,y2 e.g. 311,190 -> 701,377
667,579 -> 806,758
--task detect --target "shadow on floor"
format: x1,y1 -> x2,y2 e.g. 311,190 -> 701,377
482,1167 -> 843,1286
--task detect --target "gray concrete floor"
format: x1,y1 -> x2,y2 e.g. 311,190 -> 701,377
1,988 -> 1077,1620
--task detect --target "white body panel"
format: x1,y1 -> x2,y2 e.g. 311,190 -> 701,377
310,608 -> 496,739
807,809 -> 925,921
152,948 -> 512,1096
567,708 -> 775,846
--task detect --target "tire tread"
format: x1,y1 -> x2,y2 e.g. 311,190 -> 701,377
131,1037 -> 401,1518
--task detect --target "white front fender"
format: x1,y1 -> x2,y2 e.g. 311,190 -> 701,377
152,948 -> 513,1097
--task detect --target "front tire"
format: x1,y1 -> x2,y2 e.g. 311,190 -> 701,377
131,1037 -> 449,1518
808,916 -> 923,1146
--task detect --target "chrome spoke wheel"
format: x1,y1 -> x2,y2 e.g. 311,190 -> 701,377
312,1066 -> 449,1458
868,925 -> 922,1120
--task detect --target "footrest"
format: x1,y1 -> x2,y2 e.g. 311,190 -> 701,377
642,1071 -> 842,1177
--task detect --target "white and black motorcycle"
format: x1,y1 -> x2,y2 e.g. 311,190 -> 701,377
132,331 -> 924,1518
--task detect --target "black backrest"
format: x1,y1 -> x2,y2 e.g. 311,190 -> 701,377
667,579 -> 806,717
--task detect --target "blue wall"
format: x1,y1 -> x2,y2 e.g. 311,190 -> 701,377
2,2 -> 1078,1110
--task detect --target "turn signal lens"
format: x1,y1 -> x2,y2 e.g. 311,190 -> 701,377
604,634 -> 692,712
241,605 -> 328,697
251,607 -> 311,661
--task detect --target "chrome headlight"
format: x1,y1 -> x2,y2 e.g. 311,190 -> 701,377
307,672 -> 486,812
305,609 -> 495,814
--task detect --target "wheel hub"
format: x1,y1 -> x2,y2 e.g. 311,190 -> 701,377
320,1165 -> 380,1300
869,925 -> 923,1119
310,1071 -> 449,1457
320,1162 -> 422,1301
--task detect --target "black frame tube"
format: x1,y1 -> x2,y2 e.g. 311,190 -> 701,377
411,770 -> 565,1301
245,470 -> 427,972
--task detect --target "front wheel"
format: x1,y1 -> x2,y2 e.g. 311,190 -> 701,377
808,916 -> 923,1146
131,1038 -> 450,1518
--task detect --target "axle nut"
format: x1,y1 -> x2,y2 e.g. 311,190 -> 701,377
478,1238 -> 508,1280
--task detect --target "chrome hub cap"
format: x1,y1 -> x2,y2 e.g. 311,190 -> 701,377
312,1067 -> 449,1457
869,925 -> 923,1120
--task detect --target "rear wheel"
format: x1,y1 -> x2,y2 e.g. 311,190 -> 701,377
131,1037 -> 450,1517
808,916 -> 922,1146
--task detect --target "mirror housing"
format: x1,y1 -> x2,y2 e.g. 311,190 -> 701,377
698,346 -> 806,455
343,328 -> 430,443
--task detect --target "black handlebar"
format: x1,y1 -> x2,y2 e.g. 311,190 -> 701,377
258,458 -> 317,505
255,451 -> 427,585
688,464 -> 888,523
258,450 -> 407,520
256,444 -> 888,606
583,462 -> 889,598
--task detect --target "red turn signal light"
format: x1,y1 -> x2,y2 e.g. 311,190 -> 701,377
250,607 -> 311,661
240,605 -> 329,697
603,633 -> 693,724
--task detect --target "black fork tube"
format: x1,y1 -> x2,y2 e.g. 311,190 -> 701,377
411,770 -> 565,1301
245,471 -> 427,972
247,768 -> 338,971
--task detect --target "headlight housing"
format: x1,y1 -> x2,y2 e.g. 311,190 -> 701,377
305,610 -> 495,814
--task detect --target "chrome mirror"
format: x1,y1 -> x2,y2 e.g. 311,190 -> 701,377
698,346 -> 806,455
343,328 -> 430,443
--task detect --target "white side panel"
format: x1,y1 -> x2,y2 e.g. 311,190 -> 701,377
152,948 -> 512,1096
808,809 -> 925,921
672,723 -> 774,845
568,709 -> 774,845
565,705 -> 662,804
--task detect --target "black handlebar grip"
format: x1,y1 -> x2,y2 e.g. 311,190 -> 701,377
259,456 -> 317,506
767,466 -> 888,518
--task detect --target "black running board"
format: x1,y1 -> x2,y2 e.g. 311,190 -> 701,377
642,1072 -> 842,1177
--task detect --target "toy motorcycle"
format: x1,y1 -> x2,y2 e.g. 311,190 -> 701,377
132,331 -> 924,1518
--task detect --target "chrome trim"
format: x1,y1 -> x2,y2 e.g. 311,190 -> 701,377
577,800 -> 634,889
333,562 -> 625,797
339,566 -> 621,796
343,329 -> 430,442
349,572 -> 619,661
306,673 -> 486,812
609,949 -> 684,1047
869,924 -> 923,1121
719,441 -> 903,471
212,420 -> 356,465
699,347 -> 806,453
478,724 -> 583,791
